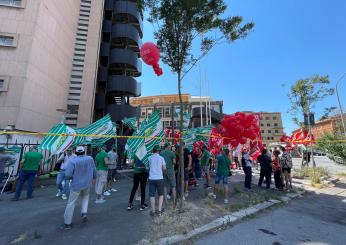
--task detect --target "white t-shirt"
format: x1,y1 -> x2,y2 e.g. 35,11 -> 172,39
148,153 -> 166,180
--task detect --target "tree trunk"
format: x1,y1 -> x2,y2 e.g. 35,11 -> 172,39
178,71 -> 185,210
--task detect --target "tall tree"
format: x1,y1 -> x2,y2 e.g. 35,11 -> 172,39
143,0 -> 254,207
288,75 -> 334,128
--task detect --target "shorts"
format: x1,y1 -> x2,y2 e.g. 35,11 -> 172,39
164,170 -> 176,188
149,179 -> 164,197
215,174 -> 229,185
282,168 -> 291,174
107,169 -> 117,181
202,165 -> 209,175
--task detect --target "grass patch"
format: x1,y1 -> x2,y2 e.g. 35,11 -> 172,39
293,166 -> 330,185
337,172 -> 346,177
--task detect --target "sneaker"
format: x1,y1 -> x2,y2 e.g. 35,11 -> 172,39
56,191 -> 62,197
61,194 -> 67,200
150,211 -> 156,217
110,188 -> 118,192
60,224 -> 72,230
207,186 -> 213,190
182,196 -> 186,201
127,204 -> 134,211
166,194 -> 171,200
140,204 -> 148,211
212,194 -> 216,199
81,213 -> 88,223
103,191 -> 111,196
158,208 -> 165,216
184,192 -> 189,198
224,199 -> 229,204
95,198 -> 106,204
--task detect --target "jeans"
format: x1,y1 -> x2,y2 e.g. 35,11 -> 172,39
274,170 -> 283,189
194,161 -> 201,179
56,170 -> 69,195
129,172 -> 148,205
64,188 -> 90,225
14,170 -> 37,199
258,170 -> 272,188
243,166 -> 252,189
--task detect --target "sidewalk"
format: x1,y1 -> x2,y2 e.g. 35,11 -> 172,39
0,170 -> 295,245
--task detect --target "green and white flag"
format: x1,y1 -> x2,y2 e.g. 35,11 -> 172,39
74,114 -> 115,148
126,111 -> 165,166
122,117 -> 138,131
40,124 -> 76,154
182,125 -> 212,150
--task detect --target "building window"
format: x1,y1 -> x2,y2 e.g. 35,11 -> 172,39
274,123 -> 278,127
0,76 -> 9,92
164,107 -> 170,117
271,137 -> 274,140
141,111 -> 146,117
275,130 -> 279,133
267,137 -> 270,140
265,117 -> 269,120
261,130 -> 264,133
0,33 -> 18,47
273,116 -> 277,120
267,123 -> 270,127
260,123 -> 264,127
268,130 -> 271,133
0,0 -> 23,8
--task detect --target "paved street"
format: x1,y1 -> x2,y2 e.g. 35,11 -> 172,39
292,156 -> 346,176
195,179 -> 346,245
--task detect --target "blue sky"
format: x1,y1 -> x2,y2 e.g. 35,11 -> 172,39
139,0 -> 346,134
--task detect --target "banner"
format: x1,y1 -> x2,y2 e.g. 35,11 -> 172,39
122,117 -> 138,131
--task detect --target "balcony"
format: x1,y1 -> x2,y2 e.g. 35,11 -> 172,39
95,93 -> 106,110
106,104 -> 140,121
102,20 -> 112,33
104,0 -> 113,11
106,75 -> 140,97
98,66 -> 108,82
109,48 -> 141,77
111,23 -> 141,52
113,1 -> 143,38
100,42 -> 110,57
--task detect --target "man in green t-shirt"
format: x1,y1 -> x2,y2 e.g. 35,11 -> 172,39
200,146 -> 211,188
160,143 -> 177,208
212,148 -> 230,204
94,145 -> 109,204
12,146 -> 43,201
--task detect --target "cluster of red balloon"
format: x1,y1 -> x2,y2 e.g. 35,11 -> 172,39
208,127 -> 223,155
220,112 -> 261,147
140,42 -> 163,76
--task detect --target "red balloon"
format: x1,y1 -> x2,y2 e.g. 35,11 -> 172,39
140,42 -> 160,66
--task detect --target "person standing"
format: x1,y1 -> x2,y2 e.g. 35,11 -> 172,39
56,148 -> 76,200
62,146 -> 96,230
272,150 -> 283,190
257,148 -> 272,189
212,148 -> 231,204
280,146 -> 293,191
200,146 -> 211,189
127,155 -> 148,211
160,143 -> 177,208
12,146 -> 43,201
95,145 -> 109,203
106,145 -> 118,193
241,147 -> 253,190
148,145 -> 166,216
183,143 -> 192,197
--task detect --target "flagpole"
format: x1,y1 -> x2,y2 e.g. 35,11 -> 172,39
205,71 -> 208,125
200,67 -> 203,127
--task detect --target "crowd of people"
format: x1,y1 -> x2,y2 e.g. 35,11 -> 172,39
0,142 -> 294,230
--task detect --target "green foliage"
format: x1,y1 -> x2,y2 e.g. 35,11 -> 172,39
287,75 -> 334,126
294,166 -> 329,185
320,106 -> 337,121
317,133 -> 346,164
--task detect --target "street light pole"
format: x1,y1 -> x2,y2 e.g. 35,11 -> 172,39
336,72 -> 346,136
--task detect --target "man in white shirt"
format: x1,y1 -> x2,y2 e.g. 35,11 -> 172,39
148,145 -> 166,216
56,148 -> 76,200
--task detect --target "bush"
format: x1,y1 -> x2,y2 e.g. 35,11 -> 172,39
317,133 -> 346,165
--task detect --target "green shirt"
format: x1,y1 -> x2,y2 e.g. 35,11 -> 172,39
216,153 -> 230,176
134,156 -> 146,174
22,151 -> 43,171
95,151 -> 108,171
160,150 -> 175,171
200,150 -> 211,167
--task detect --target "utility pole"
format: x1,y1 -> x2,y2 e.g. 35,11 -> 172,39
336,72 -> 346,136
306,99 -> 316,168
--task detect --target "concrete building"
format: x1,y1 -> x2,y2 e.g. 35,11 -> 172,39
130,94 -> 224,129
0,0 -> 142,140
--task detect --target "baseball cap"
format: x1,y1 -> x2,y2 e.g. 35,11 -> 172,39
76,146 -> 85,153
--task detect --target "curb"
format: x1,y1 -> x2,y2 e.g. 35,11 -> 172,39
157,190 -> 305,245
